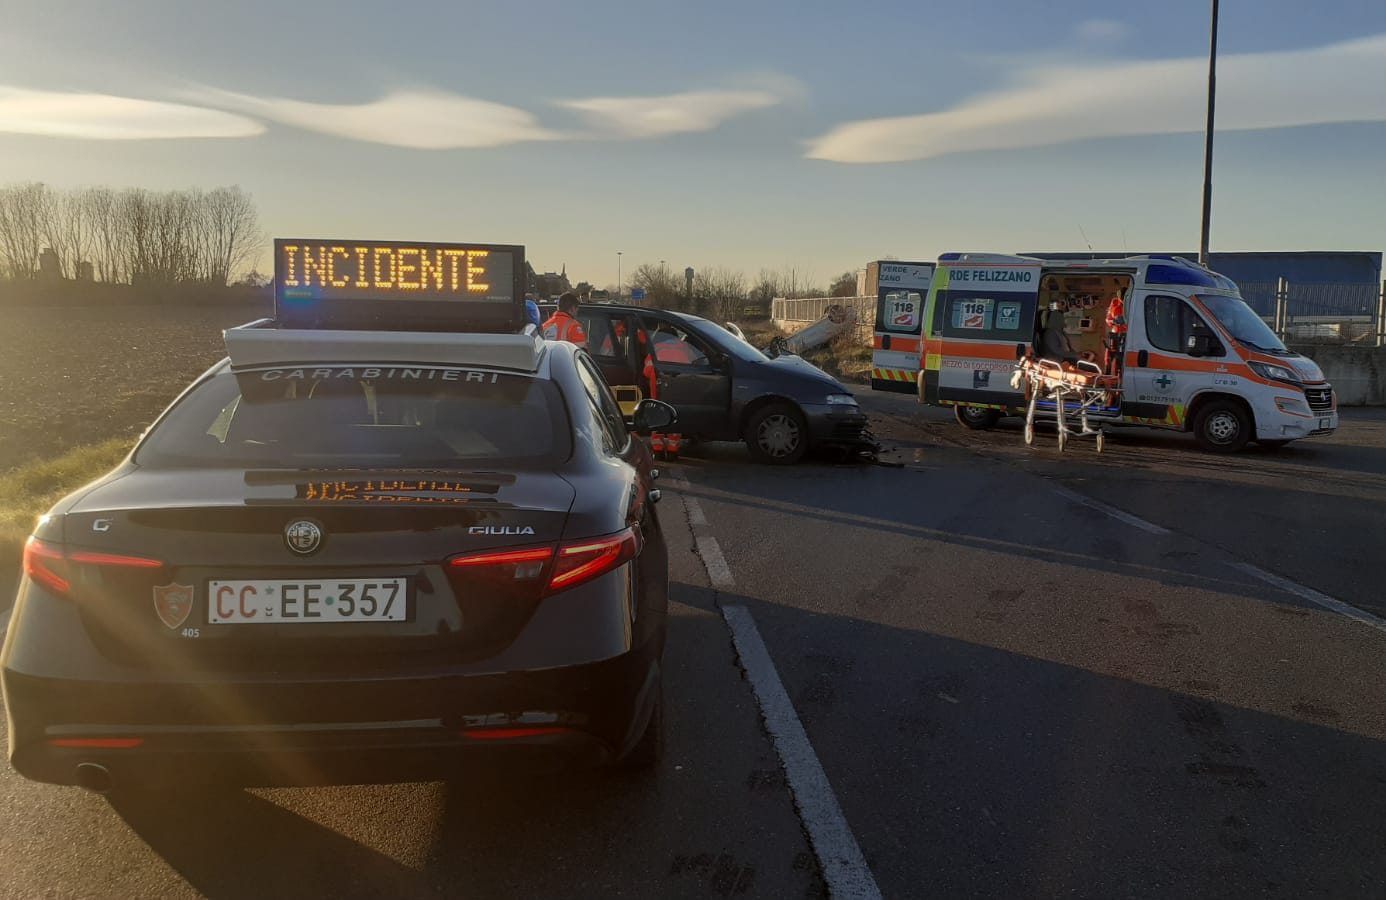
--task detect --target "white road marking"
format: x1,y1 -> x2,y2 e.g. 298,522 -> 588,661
694,536 -> 735,588
1232,562 -> 1386,633
721,604 -> 883,900
684,495 -> 708,528
1049,483 -> 1171,536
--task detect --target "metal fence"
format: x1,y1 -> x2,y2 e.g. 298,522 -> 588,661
770,295 -> 876,344
1255,279 -> 1386,346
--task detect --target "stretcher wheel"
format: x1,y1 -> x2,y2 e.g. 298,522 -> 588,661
1024,420 -> 1035,446
1095,430 -> 1105,454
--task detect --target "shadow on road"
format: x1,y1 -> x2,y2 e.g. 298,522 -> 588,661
104,601 -> 818,900
718,583 -> 1386,899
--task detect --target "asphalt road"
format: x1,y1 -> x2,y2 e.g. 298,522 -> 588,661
3,394 -> 1385,898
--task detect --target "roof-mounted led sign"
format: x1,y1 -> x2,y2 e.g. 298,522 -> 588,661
273,239 -> 525,331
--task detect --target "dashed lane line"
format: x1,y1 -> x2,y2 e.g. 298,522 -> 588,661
694,536 -> 735,588
721,604 -> 884,900
684,495 -> 708,528
1232,562 -> 1386,634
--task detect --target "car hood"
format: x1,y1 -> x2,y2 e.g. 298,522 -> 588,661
760,353 -> 847,393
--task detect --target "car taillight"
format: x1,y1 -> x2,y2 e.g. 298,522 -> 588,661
23,537 -> 69,595
447,527 -> 641,597
22,537 -> 163,597
550,529 -> 640,591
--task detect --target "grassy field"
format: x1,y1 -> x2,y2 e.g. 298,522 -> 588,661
0,304 -> 266,473
0,303 -> 266,568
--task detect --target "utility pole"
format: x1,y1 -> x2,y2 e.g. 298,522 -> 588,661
617,251 -> 623,300
1199,0 -> 1219,266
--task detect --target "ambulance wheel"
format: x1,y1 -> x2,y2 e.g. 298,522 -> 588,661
1023,420 -> 1035,446
1193,400 -> 1251,453
745,403 -> 808,465
955,406 -> 1001,430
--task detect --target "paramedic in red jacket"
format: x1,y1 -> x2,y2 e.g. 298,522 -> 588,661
542,292 -> 587,347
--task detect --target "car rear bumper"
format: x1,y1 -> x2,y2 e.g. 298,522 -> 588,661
3,637 -> 661,788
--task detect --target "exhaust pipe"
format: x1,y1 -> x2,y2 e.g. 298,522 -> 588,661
74,763 -> 113,794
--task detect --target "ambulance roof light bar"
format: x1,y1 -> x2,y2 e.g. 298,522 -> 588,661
224,319 -> 547,373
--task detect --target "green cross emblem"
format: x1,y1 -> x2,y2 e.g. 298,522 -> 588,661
1155,374 -> 1173,389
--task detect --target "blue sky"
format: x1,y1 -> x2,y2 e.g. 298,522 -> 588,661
1,0 -> 1383,289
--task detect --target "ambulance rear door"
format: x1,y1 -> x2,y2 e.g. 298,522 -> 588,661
871,261 -> 935,394
934,260 -> 1042,411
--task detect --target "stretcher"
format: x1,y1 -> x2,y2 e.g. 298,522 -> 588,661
1013,357 -> 1122,453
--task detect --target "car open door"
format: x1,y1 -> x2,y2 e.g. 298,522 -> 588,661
578,308 -> 647,417
639,317 -> 733,438
934,260 -> 1043,411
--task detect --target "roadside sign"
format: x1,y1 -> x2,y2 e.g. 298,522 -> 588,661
631,287 -> 645,301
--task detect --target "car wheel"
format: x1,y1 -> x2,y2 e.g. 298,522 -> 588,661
618,682 -> 663,770
744,403 -> 808,465
1193,400 -> 1251,453
955,405 -> 1001,430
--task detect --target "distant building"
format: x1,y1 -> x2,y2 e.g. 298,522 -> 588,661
39,247 -> 61,280
526,262 -> 572,300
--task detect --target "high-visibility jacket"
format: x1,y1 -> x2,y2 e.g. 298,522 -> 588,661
543,311 -> 587,347
642,338 -> 696,397
1106,294 -> 1127,335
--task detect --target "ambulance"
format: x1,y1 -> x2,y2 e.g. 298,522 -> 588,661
914,253 -> 1338,452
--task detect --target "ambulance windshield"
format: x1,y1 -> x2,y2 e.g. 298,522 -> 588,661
1198,294 -> 1290,354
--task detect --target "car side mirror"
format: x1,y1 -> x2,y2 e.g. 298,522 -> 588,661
633,399 -> 678,435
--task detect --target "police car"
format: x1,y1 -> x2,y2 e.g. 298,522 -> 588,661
2,240 -> 677,791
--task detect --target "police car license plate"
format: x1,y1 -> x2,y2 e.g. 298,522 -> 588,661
207,578 -> 408,624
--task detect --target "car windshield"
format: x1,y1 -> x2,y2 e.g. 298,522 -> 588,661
136,368 -> 571,468
1198,293 -> 1290,354
687,317 -> 769,363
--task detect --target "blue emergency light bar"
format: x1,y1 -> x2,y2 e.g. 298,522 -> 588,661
273,239 -> 526,332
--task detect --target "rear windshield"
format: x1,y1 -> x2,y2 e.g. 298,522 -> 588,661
137,366 -> 571,468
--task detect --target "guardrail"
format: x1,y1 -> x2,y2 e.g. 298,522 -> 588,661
771,296 -> 875,344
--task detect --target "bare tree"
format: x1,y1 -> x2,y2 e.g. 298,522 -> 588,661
693,266 -> 747,321
0,182 -> 263,289
83,187 -> 127,283
0,182 -> 47,279
199,186 -> 261,286
630,262 -> 684,309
